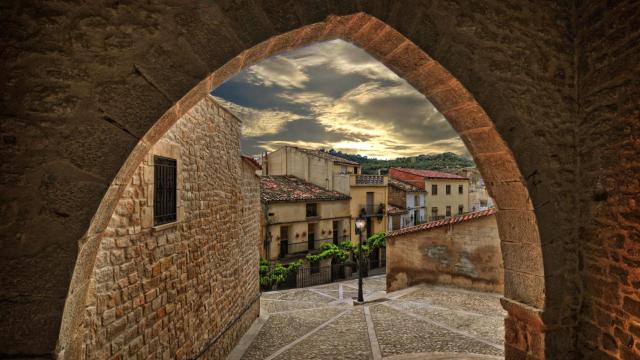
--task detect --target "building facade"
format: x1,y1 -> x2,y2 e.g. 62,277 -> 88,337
78,96 -> 261,359
387,178 -> 427,231
389,168 -> 469,220
262,147 -> 388,245
446,167 -> 494,211
260,175 -> 351,262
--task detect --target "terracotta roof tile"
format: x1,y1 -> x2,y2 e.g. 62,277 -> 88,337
388,177 -> 426,192
391,167 -> 468,180
261,175 -> 350,203
387,208 -> 497,238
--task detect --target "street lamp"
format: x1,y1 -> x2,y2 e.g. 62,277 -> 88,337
355,215 -> 366,303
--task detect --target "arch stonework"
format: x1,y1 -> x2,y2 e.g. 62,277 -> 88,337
59,13 -> 551,359
1,1 -> 637,359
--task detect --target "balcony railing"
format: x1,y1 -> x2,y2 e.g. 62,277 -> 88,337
353,174 -> 385,185
429,215 -> 446,221
360,203 -> 386,218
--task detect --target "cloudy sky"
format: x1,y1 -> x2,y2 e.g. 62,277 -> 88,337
212,39 -> 468,160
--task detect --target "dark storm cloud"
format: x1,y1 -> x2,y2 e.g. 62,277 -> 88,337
211,40 -> 468,159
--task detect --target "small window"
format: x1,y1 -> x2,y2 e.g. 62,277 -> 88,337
310,261 -> 320,274
459,184 -> 464,194
458,205 -> 464,215
446,206 -> 451,217
154,156 -> 177,226
431,184 -> 438,195
431,207 -> 438,218
446,185 -> 451,195
306,203 -> 318,217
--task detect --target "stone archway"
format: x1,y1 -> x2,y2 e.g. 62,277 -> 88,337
14,1 -> 640,358
56,12 -> 556,359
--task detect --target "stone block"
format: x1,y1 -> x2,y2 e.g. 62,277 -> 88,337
496,210 -> 541,245
504,270 -> 545,308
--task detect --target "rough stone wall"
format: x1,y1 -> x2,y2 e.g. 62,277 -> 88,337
387,215 -> 503,293
80,96 -> 260,359
576,1 -> 640,359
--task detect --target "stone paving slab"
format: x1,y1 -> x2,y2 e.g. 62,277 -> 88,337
370,304 -> 503,357
276,308 -> 373,360
231,276 -> 505,360
241,307 -> 346,359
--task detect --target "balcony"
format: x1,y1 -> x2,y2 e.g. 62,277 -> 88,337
350,174 -> 387,186
359,203 -> 386,219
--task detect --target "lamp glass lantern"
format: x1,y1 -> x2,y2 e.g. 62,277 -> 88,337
355,217 -> 366,232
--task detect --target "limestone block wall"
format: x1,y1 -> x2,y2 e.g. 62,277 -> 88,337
387,214 -> 503,293
79,96 -> 260,359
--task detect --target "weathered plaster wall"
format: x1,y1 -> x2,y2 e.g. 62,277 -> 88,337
576,1 -> 640,358
387,214 -> 503,293
79,96 -> 260,359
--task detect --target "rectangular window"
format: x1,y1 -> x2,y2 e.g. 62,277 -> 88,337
154,156 -> 177,226
446,185 -> 451,195
306,203 -> 318,217
459,184 -> 464,194
414,195 -> 419,208
458,205 -> 464,215
446,206 -> 451,217
431,207 -> 438,219
431,184 -> 438,195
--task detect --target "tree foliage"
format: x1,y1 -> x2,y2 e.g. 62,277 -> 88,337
323,150 -> 474,174
305,232 -> 386,268
259,258 -> 303,289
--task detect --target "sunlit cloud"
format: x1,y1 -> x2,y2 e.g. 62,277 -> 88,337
245,55 -> 309,89
213,97 -> 301,137
212,39 -> 470,159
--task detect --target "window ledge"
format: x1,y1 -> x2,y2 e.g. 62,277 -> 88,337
152,221 -> 181,232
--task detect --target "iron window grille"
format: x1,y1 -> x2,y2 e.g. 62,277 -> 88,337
154,156 -> 177,226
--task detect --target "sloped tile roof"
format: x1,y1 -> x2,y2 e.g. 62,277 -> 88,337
391,167 -> 468,180
389,177 -> 426,192
387,208 -> 497,238
261,175 -> 351,203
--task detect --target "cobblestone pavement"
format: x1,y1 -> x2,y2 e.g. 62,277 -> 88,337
229,275 -> 505,360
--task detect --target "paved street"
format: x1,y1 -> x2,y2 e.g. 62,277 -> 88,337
229,275 -> 505,360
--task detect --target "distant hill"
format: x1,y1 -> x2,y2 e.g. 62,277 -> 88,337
324,149 -> 475,174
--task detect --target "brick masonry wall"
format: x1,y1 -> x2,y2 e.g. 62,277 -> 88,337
576,1 -> 640,359
80,96 -> 260,359
387,215 -> 503,293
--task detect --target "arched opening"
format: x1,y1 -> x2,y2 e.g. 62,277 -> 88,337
56,13 -> 554,359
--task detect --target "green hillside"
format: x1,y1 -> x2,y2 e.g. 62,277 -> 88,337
325,150 -> 474,174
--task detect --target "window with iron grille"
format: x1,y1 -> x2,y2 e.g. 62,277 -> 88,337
154,156 -> 177,226
458,205 -> 464,215
459,184 -> 464,194
431,184 -> 438,195
446,184 -> 451,195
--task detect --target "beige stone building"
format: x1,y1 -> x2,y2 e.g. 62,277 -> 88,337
389,167 -> 470,220
447,167 -> 494,211
78,96 -> 261,359
262,147 -> 388,252
386,209 -> 502,293
260,175 -> 351,262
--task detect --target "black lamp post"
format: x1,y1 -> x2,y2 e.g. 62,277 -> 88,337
355,214 -> 366,303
